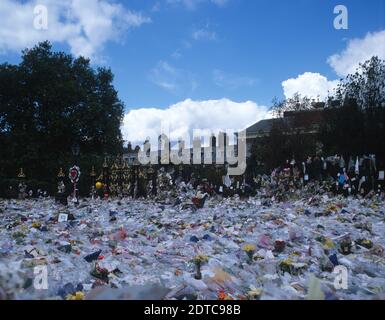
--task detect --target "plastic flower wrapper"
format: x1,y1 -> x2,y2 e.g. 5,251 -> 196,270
217,289 -> 234,300
370,244 -> 385,257
247,285 -> 263,300
274,240 -> 286,253
90,263 -> 109,283
12,231 -> 26,239
0,261 -> 26,300
356,239 -> 374,249
2,193 -> 385,300
306,275 -> 325,300
339,238 -> 353,255
354,220 -> 373,233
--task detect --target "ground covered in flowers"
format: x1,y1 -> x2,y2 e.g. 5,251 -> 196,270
1,195 -> 385,300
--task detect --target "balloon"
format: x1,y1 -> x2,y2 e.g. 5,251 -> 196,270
95,182 -> 103,190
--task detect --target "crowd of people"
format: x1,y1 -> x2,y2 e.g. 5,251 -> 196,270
2,154 -> 384,206
249,154 -> 385,201
181,154 -> 385,204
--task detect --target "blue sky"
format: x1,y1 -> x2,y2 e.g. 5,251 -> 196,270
0,0 -> 384,143
112,0 -> 385,108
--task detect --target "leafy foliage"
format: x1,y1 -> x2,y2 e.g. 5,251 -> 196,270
251,56 -> 385,170
0,42 -> 124,195
321,57 -> 385,160
335,56 -> 385,109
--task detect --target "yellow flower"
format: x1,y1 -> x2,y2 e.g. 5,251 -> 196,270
358,239 -> 373,248
323,238 -> 335,250
280,258 -> 293,267
193,254 -> 209,264
66,294 -> 74,300
242,244 -> 256,253
32,221 -> 41,229
12,231 -> 26,238
279,258 -> 293,274
324,204 -> 338,215
74,292 -> 85,300
66,292 -> 85,300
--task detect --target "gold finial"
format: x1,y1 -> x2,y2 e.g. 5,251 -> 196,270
111,161 -> 119,170
17,168 -> 26,179
57,167 -> 65,178
139,169 -> 145,179
103,157 -> 108,168
90,166 -> 96,177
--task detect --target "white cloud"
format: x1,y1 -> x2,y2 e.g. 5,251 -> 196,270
149,60 -> 197,95
0,0 -> 151,61
210,0 -> 229,6
328,29 -> 385,77
121,98 -> 268,146
281,29 -> 385,100
213,69 -> 257,89
166,0 -> 228,10
192,28 -> 217,41
282,72 -> 339,100
171,49 -> 182,59
151,2 -> 162,12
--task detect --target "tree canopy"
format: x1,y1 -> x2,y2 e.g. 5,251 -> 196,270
252,56 -> 385,170
0,41 -> 124,194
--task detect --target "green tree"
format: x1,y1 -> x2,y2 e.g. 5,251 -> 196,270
336,56 -> 385,109
320,57 -> 385,160
0,41 -> 124,195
